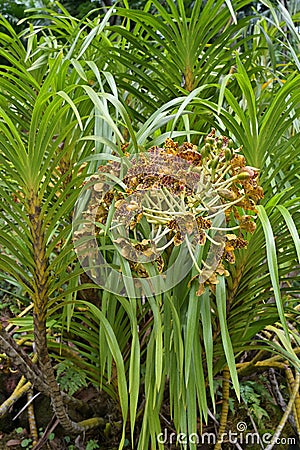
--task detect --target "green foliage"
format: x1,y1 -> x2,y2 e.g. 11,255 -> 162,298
240,381 -> 270,424
0,0 -> 299,448
0,0 -> 27,25
16,428 -> 33,449
86,439 -> 100,450
20,439 -> 32,449
56,361 -> 88,395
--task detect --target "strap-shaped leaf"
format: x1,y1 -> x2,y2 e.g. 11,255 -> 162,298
257,205 -> 293,352
216,276 -> 240,399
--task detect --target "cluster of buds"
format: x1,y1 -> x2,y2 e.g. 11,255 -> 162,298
75,130 -> 263,289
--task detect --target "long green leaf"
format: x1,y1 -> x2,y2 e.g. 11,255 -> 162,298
216,276 -> 240,399
257,205 -> 293,352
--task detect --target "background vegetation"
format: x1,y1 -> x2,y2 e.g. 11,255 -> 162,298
0,0 -> 299,449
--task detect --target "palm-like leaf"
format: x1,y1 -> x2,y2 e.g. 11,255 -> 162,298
107,0 -> 254,116
0,2 -> 299,449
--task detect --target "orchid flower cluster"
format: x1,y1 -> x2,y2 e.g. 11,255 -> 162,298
77,130 -> 263,293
